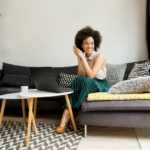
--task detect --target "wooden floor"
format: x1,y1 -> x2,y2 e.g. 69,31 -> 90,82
2,110 -> 150,150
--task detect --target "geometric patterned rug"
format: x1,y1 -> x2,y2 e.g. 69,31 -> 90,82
0,121 -> 84,150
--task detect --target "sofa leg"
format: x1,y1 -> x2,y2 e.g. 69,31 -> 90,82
84,125 -> 87,138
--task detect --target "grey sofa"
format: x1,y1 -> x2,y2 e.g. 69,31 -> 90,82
79,60 -> 150,137
0,60 -> 150,138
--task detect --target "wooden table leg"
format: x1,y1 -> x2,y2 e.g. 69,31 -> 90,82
27,99 -> 38,135
34,98 -> 37,120
0,99 -> 6,128
65,95 -> 78,133
26,97 -> 38,147
22,99 -> 26,124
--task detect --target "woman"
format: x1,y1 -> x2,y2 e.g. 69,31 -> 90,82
56,26 -> 110,133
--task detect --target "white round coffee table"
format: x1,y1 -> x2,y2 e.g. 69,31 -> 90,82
0,89 -> 77,147
19,89 -> 78,139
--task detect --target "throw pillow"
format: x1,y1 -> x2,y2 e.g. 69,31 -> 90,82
106,63 -> 127,87
108,76 -> 150,94
127,61 -> 150,80
123,60 -> 147,80
2,62 -> 31,76
52,66 -> 78,83
59,73 -> 77,88
0,74 -> 30,87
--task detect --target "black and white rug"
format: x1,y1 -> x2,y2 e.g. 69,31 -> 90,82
0,121 -> 83,150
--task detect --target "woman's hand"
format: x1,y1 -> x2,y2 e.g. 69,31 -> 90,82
73,46 -> 84,59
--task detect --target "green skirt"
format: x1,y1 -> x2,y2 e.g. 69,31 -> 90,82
62,76 -> 110,110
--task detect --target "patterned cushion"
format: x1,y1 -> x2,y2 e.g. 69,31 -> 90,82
123,60 -> 147,80
106,63 -> 127,87
59,73 -> 77,88
108,76 -> 150,94
128,61 -> 150,80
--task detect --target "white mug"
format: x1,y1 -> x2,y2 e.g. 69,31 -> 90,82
21,86 -> 28,92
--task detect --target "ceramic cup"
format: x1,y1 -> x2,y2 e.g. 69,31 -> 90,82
21,86 -> 28,92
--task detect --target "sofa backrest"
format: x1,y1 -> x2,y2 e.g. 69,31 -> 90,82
0,62 -> 78,89
0,60 -> 147,89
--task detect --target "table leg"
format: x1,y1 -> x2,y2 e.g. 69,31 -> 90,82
26,98 -> 38,147
0,99 -> 6,128
27,99 -> 38,135
34,98 -> 37,120
22,99 -> 26,124
65,95 -> 78,133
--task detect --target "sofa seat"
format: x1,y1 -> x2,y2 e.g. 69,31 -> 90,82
0,87 -> 21,95
81,100 -> 150,112
80,99 -> 150,137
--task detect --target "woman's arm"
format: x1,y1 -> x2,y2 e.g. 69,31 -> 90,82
73,46 -> 85,76
73,46 -> 105,78
78,58 -> 85,76
81,54 -> 105,78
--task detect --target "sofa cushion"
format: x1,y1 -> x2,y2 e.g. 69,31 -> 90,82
52,66 -> 78,83
87,92 -> 150,101
123,60 -> 147,80
106,63 -> 126,87
2,62 -> 31,76
81,99 -> 150,112
1,63 -> 35,88
127,61 -> 150,80
108,76 -> 150,94
0,87 -> 21,95
59,73 -> 77,88
0,74 -> 30,87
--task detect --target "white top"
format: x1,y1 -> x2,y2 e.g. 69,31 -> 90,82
19,89 -> 74,98
81,51 -> 106,79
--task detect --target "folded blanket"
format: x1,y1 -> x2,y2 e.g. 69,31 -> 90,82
87,92 -> 150,101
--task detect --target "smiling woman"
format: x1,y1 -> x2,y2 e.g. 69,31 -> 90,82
55,26 -> 110,134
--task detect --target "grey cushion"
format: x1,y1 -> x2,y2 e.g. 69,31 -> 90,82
106,63 -> 127,87
108,76 -> 150,94
123,60 -> 147,80
128,61 -> 150,80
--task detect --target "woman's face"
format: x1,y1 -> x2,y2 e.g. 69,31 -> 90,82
82,36 -> 94,57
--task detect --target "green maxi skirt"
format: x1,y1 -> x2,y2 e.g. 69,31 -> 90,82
62,76 -> 110,110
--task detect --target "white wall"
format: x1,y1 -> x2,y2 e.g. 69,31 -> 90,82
0,0 -> 148,68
